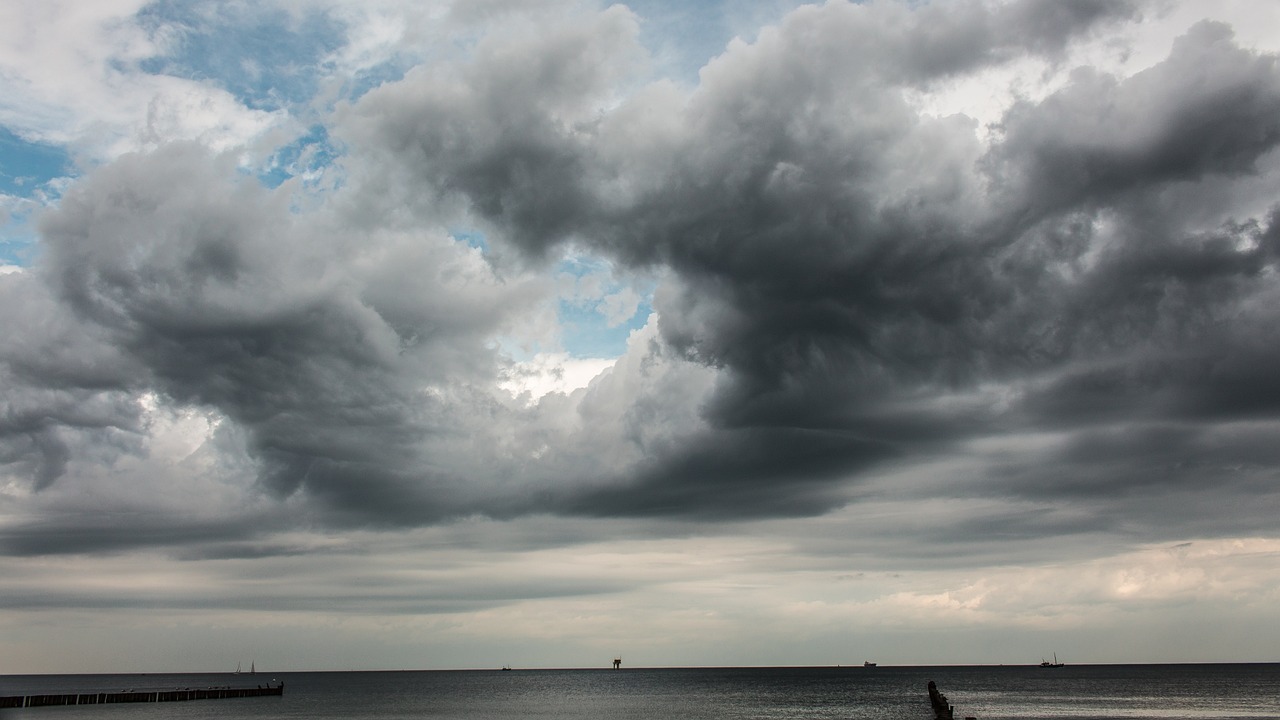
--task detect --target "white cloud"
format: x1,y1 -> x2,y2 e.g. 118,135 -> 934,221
500,352 -> 617,402
0,0 -> 288,160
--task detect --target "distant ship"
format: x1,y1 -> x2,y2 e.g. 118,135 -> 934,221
1039,653 -> 1064,668
863,661 -> 877,668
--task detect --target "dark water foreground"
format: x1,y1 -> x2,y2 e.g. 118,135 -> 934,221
2,664 -> 1277,720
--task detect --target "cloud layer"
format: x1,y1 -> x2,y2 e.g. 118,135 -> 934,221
3,0 -> 1280,670
6,0 -> 1280,542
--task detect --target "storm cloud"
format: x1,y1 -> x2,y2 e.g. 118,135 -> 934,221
6,0 -> 1280,534
2,0 -> 1280,670
335,0 -> 1280,525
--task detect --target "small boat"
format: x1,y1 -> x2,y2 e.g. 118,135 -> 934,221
250,662 -> 256,675
863,661 -> 877,668
501,665 -> 512,671
1039,653 -> 1064,668
234,662 -> 242,675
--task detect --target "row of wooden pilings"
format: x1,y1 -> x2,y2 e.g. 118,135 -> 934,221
927,680 -> 975,720
0,683 -> 283,708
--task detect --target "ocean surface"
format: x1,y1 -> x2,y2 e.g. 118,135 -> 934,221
2,664 -> 1278,720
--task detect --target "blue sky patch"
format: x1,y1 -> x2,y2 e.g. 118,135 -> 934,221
136,1 -> 347,112
450,229 -> 490,253
556,254 -> 653,358
259,124 -> 340,188
558,299 -> 652,358
0,233 -> 37,266
0,127 -> 71,198
624,0 -> 732,83
338,61 -> 415,107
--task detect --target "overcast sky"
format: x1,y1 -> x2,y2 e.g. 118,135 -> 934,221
3,0 -> 1280,674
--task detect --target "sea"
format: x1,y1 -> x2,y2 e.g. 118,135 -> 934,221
2,664 -> 1278,720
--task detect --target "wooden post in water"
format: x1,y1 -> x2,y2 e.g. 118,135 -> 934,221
927,680 -> 977,720
928,680 -> 954,720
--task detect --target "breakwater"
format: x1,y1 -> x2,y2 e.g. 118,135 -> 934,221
927,680 -> 975,720
928,679 -> 954,720
0,683 -> 283,708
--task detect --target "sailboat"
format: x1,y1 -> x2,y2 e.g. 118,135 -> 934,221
1039,653 -> 1064,668
234,662 -> 242,674
250,662 -> 256,675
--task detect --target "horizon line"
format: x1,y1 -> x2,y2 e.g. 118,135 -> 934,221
6,660 -> 1279,676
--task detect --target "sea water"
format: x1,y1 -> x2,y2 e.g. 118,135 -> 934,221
3,664 -> 1278,720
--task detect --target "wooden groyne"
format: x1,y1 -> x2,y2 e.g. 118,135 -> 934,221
0,683 -> 282,709
928,680 -> 954,720
927,680 -> 975,720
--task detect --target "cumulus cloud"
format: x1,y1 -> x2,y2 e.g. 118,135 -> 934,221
0,0 -> 291,161
4,0 -> 1280,566
328,0 -> 1280,530
14,143 -> 528,522
8,3 -> 1280,674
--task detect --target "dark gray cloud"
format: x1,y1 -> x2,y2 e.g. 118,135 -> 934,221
563,426 -> 895,519
338,5 -> 643,259
5,0 -> 1280,562
988,20 -> 1280,223
0,571 -> 627,614
3,142 -> 554,532
0,513 -> 269,557
338,0 -> 1280,532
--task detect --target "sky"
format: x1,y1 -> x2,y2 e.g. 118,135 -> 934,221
2,0 -> 1280,674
